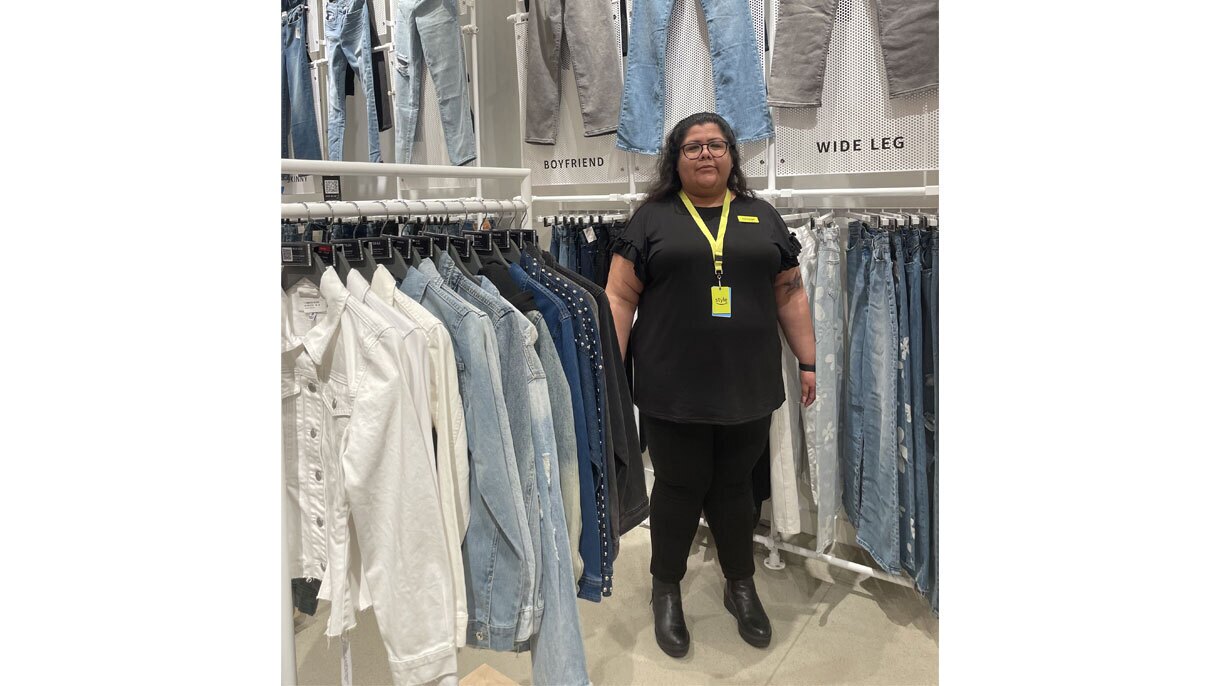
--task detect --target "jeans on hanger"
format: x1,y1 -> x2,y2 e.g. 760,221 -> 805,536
890,231 -> 917,578
576,225 -> 599,283
808,223 -> 844,552
855,229 -> 901,574
901,228 -> 930,595
617,0 -> 772,154
399,262 -> 531,651
768,0 -> 939,108
920,228 -> 938,613
283,3 -> 323,160
393,0 -> 477,165
325,0 -> 382,162
524,0 -> 622,145
841,223 -> 868,526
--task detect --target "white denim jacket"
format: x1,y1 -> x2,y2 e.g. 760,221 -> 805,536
283,268 -> 457,685
353,267 -> 471,647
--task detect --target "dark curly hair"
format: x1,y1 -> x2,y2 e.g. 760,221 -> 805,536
644,112 -> 755,205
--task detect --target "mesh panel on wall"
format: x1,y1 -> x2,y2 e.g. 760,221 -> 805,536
514,1 -> 632,187
772,0 -> 938,176
629,0 -> 770,184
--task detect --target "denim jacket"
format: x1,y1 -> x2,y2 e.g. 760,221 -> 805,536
400,261 -> 531,651
283,268 -> 457,685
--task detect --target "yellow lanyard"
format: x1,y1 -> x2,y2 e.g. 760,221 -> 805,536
678,189 -> 732,285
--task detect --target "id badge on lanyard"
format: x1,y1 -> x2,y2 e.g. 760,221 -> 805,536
679,189 -> 733,317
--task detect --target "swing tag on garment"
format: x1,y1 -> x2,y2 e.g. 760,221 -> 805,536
711,286 -> 732,317
583,227 -> 597,243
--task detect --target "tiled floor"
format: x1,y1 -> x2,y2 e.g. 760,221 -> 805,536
295,525 -> 938,685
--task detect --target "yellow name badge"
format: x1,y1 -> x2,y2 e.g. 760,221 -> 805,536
711,286 -> 732,317
737,215 -> 759,223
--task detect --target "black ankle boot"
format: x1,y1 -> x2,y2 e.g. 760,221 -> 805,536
724,577 -> 772,648
651,578 -> 690,658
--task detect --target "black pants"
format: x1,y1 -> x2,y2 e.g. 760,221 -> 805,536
642,413 -> 771,583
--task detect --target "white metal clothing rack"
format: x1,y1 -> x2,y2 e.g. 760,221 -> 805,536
281,158 -> 532,686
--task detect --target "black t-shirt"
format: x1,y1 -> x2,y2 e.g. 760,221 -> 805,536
610,194 -> 801,424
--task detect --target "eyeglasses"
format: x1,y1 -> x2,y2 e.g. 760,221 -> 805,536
679,140 -> 730,160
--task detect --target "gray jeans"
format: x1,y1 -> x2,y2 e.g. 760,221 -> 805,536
768,0 -> 938,108
524,0 -> 622,144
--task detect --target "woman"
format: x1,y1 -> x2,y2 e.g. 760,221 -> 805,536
606,112 -> 818,657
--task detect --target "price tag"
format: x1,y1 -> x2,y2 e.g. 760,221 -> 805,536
583,227 -> 596,243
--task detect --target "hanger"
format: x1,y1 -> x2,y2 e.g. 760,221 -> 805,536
358,201 -> 409,281
282,206 -> 330,290
489,225 -> 522,263
464,223 -> 511,268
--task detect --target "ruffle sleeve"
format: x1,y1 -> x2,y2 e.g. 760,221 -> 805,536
609,223 -> 649,284
778,229 -> 802,272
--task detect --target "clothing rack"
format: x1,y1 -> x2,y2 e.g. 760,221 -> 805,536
282,159 -> 533,225
281,158 -> 533,686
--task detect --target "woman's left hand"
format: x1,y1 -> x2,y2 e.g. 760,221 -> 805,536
799,371 -> 816,407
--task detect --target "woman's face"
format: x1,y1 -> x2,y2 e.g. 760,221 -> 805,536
676,123 -> 733,197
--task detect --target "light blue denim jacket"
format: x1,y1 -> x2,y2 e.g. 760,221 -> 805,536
436,253 -> 544,642
399,260 -> 531,651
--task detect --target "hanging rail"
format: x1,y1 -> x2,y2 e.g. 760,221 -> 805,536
280,159 -> 534,226
281,198 -> 527,220
531,193 -> 647,204
758,185 -> 939,199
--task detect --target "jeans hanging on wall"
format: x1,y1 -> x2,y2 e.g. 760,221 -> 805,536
616,0 -> 773,154
393,0 -> 477,165
524,0 -> 623,145
768,0 -> 939,108
282,3 -> 323,159
325,0 -> 383,162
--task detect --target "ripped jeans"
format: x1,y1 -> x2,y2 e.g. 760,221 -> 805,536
392,0 -> 476,165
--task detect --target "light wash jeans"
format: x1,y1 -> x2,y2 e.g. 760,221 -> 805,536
800,223 -> 844,553
324,0 -> 382,162
769,0 -> 939,108
437,254 -> 544,641
616,0 -> 773,154
282,3 -> 322,159
525,0 -> 622,144
855,229 -> 901,574
399,261 -> 530,651
393,0 -> 476,165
